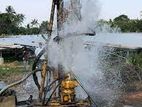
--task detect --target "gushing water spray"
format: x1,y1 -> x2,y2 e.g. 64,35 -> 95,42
48,0 -> 123,106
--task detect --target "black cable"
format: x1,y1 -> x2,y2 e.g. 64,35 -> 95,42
45,83 -> 61,106
71,72 -> 98,107
42,78 -> 63,104
42,70 -> 51,104
42,78 -> 61,105
32,48 -> 46,90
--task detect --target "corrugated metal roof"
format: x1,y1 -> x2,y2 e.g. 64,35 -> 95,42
1,33 -> 142,50
0,35 -> 46,50
84,33 -> 142,49
0,45 -> 22,50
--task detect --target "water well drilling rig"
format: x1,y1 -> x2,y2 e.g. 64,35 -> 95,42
32,0 -> 94,106
0,0 -> 96,107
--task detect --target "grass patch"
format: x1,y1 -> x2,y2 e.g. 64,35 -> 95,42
0,61 -> 26,82
0,60 -> 34,83
0,66 -> 24,78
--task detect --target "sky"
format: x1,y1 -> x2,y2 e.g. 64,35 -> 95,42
99,0 -> 142,20
0,0 -> 142,25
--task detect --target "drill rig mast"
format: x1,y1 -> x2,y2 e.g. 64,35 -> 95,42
48,0 -> 64,37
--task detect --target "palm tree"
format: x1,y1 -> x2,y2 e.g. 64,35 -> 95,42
31,19 -> 39,27
5,6 -> 16,14
16,14 -> 25,25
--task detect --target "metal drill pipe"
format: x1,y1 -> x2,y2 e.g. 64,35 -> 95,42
48,0 -> 56,37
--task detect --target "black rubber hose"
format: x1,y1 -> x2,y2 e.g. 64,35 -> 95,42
45,83 -> 61,106
42,78 -> 63,105
32,48 -> 46,90
71,72 -> 98,107
42,70 -> 51,104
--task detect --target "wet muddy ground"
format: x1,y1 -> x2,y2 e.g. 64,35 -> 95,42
1,81 -> 142,107
0,67 -> 142,107
120,91 -> 142,107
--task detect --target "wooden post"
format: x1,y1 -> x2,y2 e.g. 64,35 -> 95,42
0,51 -> 4,65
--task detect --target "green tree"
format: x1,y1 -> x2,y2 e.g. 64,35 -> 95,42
114,15 -> 130,22
40,21 -> 48,33
135,19 -> 142,32
31,19 -> 39,28
106,14 -> 142,32
113,15 -> 130,32
5,6 -> 16,14
0,6 -> 25,36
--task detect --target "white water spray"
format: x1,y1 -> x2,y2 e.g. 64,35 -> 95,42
48,0 -> 123,106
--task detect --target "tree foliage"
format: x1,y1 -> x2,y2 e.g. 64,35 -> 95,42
0,6 -> 25,36
40,21 -> 48,34
5,6 -> 16,14
108,14 -> 142,32
1,6 -> 142,36
0,6 -> 43,36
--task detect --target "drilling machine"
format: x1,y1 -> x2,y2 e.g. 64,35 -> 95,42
0,0 -> 96,107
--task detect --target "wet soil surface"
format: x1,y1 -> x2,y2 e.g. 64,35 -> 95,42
1,81 -> 142,107
1,72 -> 142,107
121,91 -> 142,107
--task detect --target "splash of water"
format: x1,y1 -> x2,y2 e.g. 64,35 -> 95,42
48,0 -> 123,106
